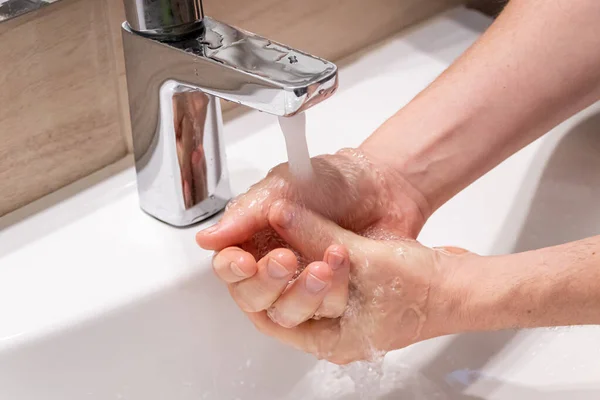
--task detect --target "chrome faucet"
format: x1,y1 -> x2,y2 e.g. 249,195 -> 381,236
121,0 -> 338,227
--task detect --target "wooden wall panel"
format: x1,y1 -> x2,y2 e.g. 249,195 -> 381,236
0,0 -> 128,216
105,0 -> 132,151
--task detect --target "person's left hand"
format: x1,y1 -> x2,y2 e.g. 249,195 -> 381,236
212,200 -> 470,364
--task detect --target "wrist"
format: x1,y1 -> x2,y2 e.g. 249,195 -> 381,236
359,106 -> 467,215
423,250 -> 525,339
355,145 -> 432,223
428,240 -> 600,337
337,147 -> 431,237
421,250 -> 483,339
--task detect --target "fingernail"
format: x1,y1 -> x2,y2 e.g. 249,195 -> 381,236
230,262 -> 247,278
306,273 -> 327,293
276,204 -> 293,228
328,252 -> 346,270
201,223 -> 220,234
267,258 -> 290,279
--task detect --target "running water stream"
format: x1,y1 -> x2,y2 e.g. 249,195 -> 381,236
277,112 -> 385,400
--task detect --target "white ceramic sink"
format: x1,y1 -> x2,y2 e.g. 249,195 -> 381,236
2,7 -> 600,399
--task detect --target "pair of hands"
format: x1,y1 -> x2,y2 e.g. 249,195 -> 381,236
196,149 -> 469,364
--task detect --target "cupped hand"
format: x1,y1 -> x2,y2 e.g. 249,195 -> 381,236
196,149 -> 430,259
212,200 -> 471,364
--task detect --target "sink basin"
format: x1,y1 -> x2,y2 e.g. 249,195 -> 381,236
1,7 -> 600,399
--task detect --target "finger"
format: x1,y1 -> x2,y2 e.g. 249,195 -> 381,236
268,200 -> 353,261
196,194 -> 269,251
196,213 -> 265,251
317,245 -> 350,318
230,248 -> 297,312
267,261 -> 333,328
212,247 -> 258,283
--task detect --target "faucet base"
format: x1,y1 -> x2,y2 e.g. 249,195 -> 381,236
139,191 -> 229,228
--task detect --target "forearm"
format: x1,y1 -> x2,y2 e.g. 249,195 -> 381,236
446,236 -> 600,334
361,0 -> 600,214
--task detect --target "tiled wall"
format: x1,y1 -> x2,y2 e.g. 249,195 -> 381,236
0,0 -> 128,216
0,0 -> 465,217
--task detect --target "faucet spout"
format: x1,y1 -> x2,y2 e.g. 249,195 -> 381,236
121,11 -> 338,226
123,18 -> 337,117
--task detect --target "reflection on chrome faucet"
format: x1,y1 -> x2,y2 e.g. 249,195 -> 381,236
173,90 -> 209,209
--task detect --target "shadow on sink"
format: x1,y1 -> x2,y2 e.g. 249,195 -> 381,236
0,268 -> 316,400
508,111 -> 600,252
404,7 -> 490,66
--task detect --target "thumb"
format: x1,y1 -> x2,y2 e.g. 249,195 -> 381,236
268,200 -> 356,261
196,210 -> 266,251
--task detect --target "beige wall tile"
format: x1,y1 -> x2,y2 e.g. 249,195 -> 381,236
105,0 -> 132,152
0,0 -> 128,216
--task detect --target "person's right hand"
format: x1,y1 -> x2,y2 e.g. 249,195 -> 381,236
212,200 -> 470,364
196,149 -> 430,262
